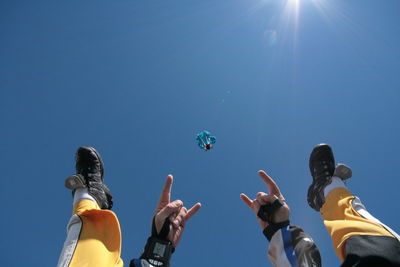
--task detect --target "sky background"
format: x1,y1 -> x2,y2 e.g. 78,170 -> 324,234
1,0 -> 400,266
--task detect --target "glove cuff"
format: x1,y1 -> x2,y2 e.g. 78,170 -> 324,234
263,220 -> 290,241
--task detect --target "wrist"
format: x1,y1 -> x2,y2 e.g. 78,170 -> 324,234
140,236 -> 174,267
139,216 -> 174,266
263,220 -> 290,241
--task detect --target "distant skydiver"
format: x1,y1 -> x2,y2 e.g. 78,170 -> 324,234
196,130 -> 216,150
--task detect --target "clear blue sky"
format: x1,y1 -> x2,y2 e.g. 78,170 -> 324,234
1,0 -> 399,266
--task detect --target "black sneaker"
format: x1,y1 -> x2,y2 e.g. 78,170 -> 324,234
65,146 -> 113,210
307,144 -> 336,211
307,144 -> 353,211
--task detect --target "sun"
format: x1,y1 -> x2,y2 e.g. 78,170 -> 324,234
286,0 -> 301,15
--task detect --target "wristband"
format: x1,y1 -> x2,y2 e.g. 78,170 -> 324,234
140,236 -> 174,267
263,220 -> 290,241
139,217 -> 175,267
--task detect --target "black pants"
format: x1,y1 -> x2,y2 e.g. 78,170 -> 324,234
341,235 -> 400,267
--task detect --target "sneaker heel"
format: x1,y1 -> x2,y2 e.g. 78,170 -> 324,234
65,174 -> 86,190
334,164 -> 352,180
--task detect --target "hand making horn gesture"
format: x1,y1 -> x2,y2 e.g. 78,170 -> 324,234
154,174 -> 202,247
240,170 -> 290,230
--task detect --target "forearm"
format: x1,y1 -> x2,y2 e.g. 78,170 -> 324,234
267,225 -> 321,267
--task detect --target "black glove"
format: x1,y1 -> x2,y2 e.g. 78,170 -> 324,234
257,199 -> 290,241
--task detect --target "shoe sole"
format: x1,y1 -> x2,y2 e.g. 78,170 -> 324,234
80,146 -> 105,179
309,143 -> 334,174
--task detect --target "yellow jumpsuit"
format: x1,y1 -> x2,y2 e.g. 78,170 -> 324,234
321,187 -> 400,262
57,199 -> 124,267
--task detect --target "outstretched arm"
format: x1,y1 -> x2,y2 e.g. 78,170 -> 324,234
131,175 -> 201,267
241,170 -> 321,267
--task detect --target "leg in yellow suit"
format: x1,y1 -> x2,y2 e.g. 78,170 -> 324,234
321,185 -> 400,265
57,146 -> 124,267
308,144 -> 400,266
57,198 -> 123,267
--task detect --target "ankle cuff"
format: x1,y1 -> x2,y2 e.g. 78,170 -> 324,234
73,188 -> 96,205
323,177 -> 346,199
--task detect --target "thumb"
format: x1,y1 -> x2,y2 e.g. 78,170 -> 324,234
155,200 -> 183,233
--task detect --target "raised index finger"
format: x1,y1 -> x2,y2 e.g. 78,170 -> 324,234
157,174 -> 173,210
258,170 -> 283,198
